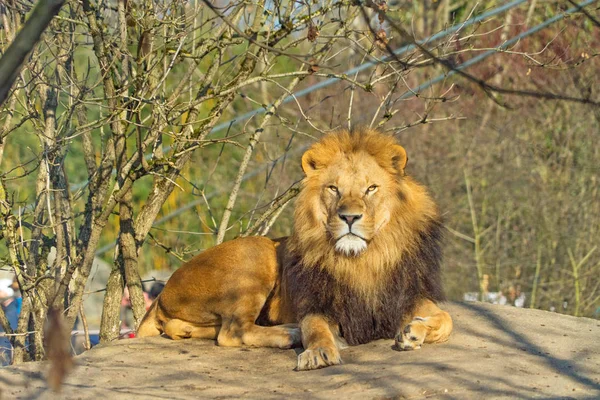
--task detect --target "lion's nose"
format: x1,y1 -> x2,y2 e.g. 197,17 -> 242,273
338,213 -> 362,227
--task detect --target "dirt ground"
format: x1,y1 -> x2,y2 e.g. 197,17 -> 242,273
1,302 -> 599,400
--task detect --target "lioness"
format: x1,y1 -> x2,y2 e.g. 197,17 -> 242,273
138,128 -> 452,370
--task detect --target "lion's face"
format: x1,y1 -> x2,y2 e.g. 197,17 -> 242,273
296,130 -> 408,257
315,153 -> 397,256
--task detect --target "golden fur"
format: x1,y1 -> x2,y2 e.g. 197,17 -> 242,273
137,128 -> 452,370
137,236 -> 298,348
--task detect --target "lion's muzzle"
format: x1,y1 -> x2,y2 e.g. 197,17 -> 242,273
334,233 -> 367,256
331,211 -> 370,256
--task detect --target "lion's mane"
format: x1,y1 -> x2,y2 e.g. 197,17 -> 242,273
283,129 -> 445,345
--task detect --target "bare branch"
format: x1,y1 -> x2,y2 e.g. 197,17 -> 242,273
0,0 -> 65,105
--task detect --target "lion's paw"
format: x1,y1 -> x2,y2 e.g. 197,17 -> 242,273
296,346 -> 342,371
395,317 -> 429,351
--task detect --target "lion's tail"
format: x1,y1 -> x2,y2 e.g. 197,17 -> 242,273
136,296 -> 162,337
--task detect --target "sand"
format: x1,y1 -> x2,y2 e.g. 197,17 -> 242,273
1,302 -> 599,399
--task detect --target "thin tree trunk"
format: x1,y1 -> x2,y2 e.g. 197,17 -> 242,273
11,298 -> 31,364
30,281 -> 52,361
99,265 -> 125,343
120,186 -> 146,328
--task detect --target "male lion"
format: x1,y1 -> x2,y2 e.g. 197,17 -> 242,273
137,128 -> 452,370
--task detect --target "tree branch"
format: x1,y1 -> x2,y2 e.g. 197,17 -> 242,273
0,0 -> 65,105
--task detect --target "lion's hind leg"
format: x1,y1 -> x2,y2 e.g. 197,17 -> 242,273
137,300 -> 161,337
217,318 -> 300,349
164,319 -> 220,340
241,323 -> 301,349
395,298 -> 452,351
217,316 -> 301,349
216,294 -> 300,349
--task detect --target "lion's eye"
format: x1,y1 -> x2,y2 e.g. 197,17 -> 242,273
366,185 -> 378,194
328,185 -> 339,194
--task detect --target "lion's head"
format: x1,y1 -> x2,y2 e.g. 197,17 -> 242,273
290,128 -> 440,291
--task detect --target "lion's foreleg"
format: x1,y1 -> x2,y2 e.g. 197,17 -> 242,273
296,314 -> 342,371
395,298 -> 452,351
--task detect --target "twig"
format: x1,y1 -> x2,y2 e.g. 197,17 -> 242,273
530,245 -> 542,309
243,185 -> 300,237
0,331 -> 39,337
215,67 -> 309,243
83,278 -> 161,295
79,303 -> 91,351
378,3 -> 600,107
444,225 -> 475,244
199,0 -> 322,68
464,170 -> 485,300
567,246 -> 597,317
566,0 -> 600,27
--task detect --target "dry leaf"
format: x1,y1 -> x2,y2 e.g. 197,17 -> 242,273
374,29 -> 389,49
307,24 -> 319,42
377,1 -> 388,24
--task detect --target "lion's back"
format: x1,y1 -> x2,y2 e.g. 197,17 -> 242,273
158,236 -> 279,322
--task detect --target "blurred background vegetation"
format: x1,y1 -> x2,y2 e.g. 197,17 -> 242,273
0,0 -> 598,359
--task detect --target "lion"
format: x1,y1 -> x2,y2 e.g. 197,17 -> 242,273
137,128 -> 452,370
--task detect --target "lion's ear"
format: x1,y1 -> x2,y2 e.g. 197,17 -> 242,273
301,149 -> 319,176
392,145 -> 408,176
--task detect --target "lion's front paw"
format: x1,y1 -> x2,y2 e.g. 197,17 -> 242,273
296,346 -> 342,371
395,317 -> 429,351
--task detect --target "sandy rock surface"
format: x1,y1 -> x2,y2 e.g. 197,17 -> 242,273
1,302 -> 599,399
